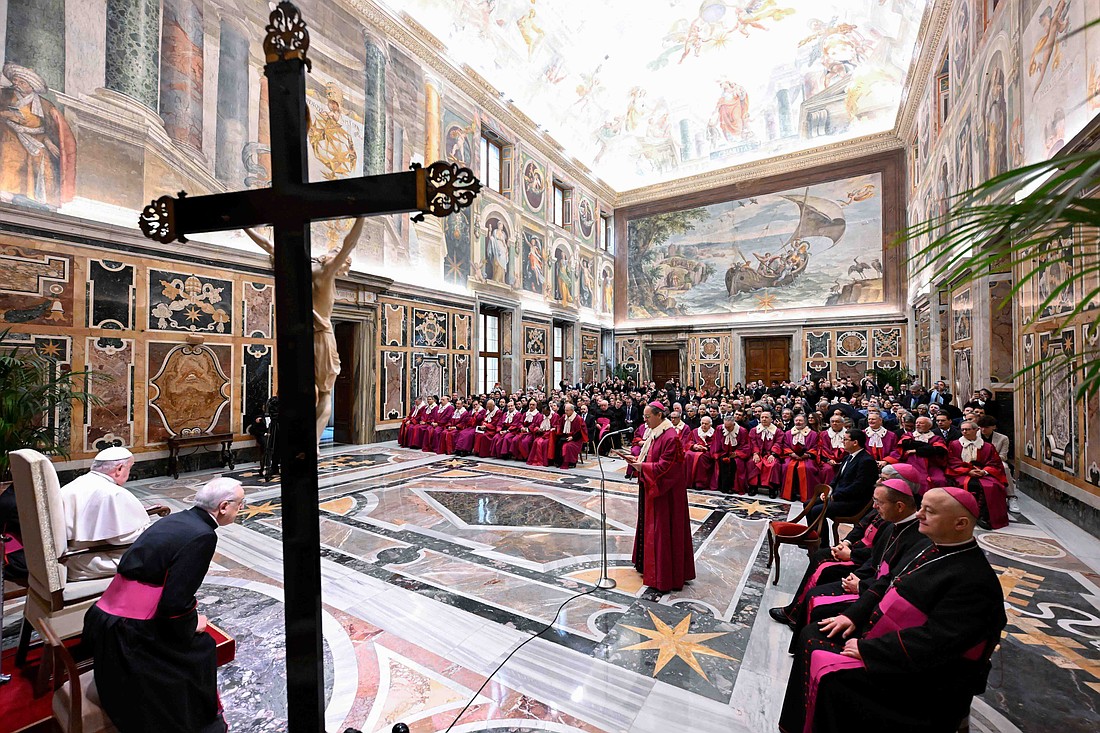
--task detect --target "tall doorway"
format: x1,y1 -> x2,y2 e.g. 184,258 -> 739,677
332,321 -> 358,444
650,349 -> 680,385
744,337 -> 790,385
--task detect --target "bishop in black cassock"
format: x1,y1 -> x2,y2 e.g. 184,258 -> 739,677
83,478 -> 245,733
779,486 -> 1007,733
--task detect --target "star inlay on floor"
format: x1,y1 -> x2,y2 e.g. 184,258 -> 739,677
620,609 -> 734,681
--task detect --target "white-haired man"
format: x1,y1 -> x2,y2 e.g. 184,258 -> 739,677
60,447 -> 156,580
84,476 -> 244,733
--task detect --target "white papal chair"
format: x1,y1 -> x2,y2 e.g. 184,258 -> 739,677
9,449 -> 113,693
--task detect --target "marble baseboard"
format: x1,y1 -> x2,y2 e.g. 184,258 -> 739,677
1018,473 -> 1100,538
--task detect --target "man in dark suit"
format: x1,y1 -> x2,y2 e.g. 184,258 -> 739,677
809,428 -> 878,525
934,412 -> 962,443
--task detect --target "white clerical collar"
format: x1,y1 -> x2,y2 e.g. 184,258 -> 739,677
699,427 -> 714,437
895,512 -> 919,525
88,470 -> 121,485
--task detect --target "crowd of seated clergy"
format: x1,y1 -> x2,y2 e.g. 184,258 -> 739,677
394,376 -> 1018,528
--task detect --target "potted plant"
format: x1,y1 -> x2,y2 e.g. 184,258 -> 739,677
0,331 -> 104,481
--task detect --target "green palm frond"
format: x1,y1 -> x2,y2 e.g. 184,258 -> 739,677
898,147 -> 1100,403
0,330 -> 110,480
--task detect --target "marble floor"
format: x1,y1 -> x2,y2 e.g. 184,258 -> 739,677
6,442 -> 1099,732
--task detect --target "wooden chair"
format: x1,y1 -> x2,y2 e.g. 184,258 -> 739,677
766,484 -> 831,586
41,617 -> 118,733
830,497 -> 874,546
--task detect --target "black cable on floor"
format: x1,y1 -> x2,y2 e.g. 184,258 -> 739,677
440,582 -> 602,733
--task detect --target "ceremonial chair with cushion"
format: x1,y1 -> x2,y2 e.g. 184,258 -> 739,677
830,497 -> 874,546
765,483 -> 831,586
42,616 -> 117,733
8,449 -> 168,694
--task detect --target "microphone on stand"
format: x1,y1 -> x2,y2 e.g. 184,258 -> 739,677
594,427 -> 638,590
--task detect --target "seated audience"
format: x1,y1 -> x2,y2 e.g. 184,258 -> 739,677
779,487 -> 1006,733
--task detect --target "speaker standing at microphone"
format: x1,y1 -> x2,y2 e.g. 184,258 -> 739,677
622,401 -> 696,593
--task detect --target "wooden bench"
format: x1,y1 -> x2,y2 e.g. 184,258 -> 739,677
166,433 -> 235,479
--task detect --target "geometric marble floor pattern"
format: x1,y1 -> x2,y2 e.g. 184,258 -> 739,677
117,442 -> 1100,733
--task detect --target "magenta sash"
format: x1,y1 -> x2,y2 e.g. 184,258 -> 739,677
796,561 -> 854,605
96,575 -> 164,620
803,588 -> 939,732
2,533 -> 22,554
807,592 -> 858,616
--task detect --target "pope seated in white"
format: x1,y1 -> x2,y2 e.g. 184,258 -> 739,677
60,446 -> 152,581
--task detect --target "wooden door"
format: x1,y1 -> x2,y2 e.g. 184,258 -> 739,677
744,337 -> 790,385
333,321 -> 357,444
650,349 -> 681,385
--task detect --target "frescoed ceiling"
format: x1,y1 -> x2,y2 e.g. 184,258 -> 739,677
381,0 -> 929,192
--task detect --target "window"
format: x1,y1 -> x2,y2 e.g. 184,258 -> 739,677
935,53 -> 950,131
552,325 -> 564,387
553,182 -> 572,228
480,134 -> 502,193
479,312 -> 500,393
600,213 -> 613,253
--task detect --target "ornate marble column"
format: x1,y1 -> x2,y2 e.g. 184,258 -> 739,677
214,19 -> 250,187
364,34 -> 387,175
159,0 -> 204,149
424,77 -> 441,162
5,0 -> 66,91
105,0 -> 161,110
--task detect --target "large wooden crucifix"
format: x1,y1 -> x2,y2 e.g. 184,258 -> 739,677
137,3 -> 479,731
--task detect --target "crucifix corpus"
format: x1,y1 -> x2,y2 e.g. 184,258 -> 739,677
137,3 -> 480,731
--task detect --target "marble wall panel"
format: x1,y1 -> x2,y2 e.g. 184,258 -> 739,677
382,303 -> 408,347
413,354 -> 446,400
0,243 -> 73,327
242,282 -> 274,339
524,358 -> 547,391
806,360 -> 830,380
989,278 -> 1014,383
84,336 -> 134,450
88,259 -> 134,329
4,333 -> 75,450
698,363 -> 723,392
500,310 -> 514,357
453,354 -> 470,397
1038,329 -> 1077,475
412,309 -> 448,348
148,269 -> 233,334
953,347 -> 973,412
147,342 -> 232,442
836,360 -> 867,382
835,330 -> 869,359
1084,324 -> 1100,487
524,325 -> 547,356
952,287 -> 972,343
242,343 -> 272,428
1036,230 -> 1077,320
452,313 -> 471,351
381,351 -> 407,420
805,331 -> 830,359
1021,333 -> 1039,463
872,327 -> 901,359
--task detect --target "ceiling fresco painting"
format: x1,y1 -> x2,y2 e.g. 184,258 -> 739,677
383,0 -> 928,191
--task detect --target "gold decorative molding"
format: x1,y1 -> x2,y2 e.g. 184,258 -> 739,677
616,132 -> 905,208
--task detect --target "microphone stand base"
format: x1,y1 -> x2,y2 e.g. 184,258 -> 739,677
595,576 -> 617,589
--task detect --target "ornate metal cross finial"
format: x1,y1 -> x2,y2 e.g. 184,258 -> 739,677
412,162 -> 482,223
264,1 -> 312,70
139,192 -> 188,244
